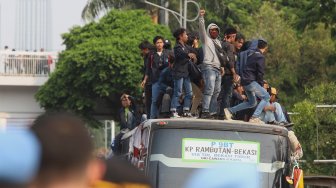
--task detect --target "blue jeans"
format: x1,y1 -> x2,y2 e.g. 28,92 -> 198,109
170,77 -> 193,112
201,66 -> 221,114
219,75 -> 234,116
260,103 -> 275,123
229,81 -> 270,118
150,82 -> 161,119
261,102 -> 288,123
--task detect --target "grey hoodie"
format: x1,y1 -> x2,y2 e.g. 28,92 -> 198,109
199,16 -> 221,69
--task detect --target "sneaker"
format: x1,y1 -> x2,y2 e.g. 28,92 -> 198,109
170,112 -> 180,118
283,122 -> 294,128
249,117 -> 265,124
210,113 -> 217,119
200,112 -> 211,119
269,121 -> 283,125
224,108 -> 232,120
183,111 -> 194,118
269,121 -> 294,127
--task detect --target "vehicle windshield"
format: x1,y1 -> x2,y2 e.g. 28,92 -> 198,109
147,127 -> 290,188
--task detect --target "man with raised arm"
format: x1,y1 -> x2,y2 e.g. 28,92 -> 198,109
198,9 -> 224,119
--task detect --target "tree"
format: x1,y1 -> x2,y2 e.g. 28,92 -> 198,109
195,0 -> 262,30
297,24 -> 336,88
292,82 -> 336,175
81,0 -> 265,32
242,3 -> 301,106
239,3 -> 336,107
296,0 -> 336,38
81,0 -> 168,24
81,0 -> 146,21
36,10 -> 173,126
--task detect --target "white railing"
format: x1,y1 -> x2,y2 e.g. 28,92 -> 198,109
0,50 -> 58,77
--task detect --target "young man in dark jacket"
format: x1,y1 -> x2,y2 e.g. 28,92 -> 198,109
218,28 -> 240,119
139,41 -> 154,118
187,32 -> 204,116
224,39 -> 270,124
170,28 -> 194,118
141,36 -> 174,119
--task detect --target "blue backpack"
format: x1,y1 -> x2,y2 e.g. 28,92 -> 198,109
236,40 -> 259,77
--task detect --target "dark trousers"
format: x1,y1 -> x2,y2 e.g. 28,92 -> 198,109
111,132 -> 124,155
145,84 -> 152,118
219,75 -> 234,116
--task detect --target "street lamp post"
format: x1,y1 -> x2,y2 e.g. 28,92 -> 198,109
141,0 -> 200,28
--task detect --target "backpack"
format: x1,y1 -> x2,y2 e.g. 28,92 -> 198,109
188,60 -> 202,81
213,41 -> 229,67
236,40 -> 259,77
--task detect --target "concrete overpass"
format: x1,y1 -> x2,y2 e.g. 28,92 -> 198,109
0,50 -> 57,128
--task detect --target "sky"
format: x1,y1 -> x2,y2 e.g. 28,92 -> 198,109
0,0 -> 88,51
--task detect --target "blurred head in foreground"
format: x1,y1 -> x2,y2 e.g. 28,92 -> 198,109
93,157 -> 151,188
30,112 -> 101,188
0,129 -> 41,188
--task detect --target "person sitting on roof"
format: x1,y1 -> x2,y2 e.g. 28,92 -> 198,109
260,87 -> 291,125
260,87 -> 303,159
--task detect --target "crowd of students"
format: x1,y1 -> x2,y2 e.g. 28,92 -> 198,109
136,9 -> 290,124
116,9 -> 303,159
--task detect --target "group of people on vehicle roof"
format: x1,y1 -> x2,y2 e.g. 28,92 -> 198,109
114,9 -> 303,160
138,10 -> 288,124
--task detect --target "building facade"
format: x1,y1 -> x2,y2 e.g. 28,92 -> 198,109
15,0 -> 52,51
0,50 -> 58,128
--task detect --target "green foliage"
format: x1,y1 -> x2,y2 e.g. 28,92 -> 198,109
296,0 -> 336,38
81,0 -> 148,21
297,24 -> 336,87
36,10 -> 173,126
292,82 -> 336,175
241,3 -> 300,105
240,3 -> 336,107
196,0 -> 263,31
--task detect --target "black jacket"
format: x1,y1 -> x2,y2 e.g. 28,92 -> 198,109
145,50 -> 174,83
172,42 -> 192,79
222,41 -> 235,75
118,106 -> 140,130
240,49 -> 265,86
142,53 -> 151,85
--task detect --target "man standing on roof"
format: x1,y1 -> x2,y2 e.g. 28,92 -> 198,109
139,41 -> 154,118
141,36 -> 174,119
170,28 -> 194,118
224,39 -> 270,124
218,28 -> 240,120
198,9 -> 224,119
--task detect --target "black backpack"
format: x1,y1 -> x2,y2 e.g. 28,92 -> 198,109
213,41 -> 229,67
